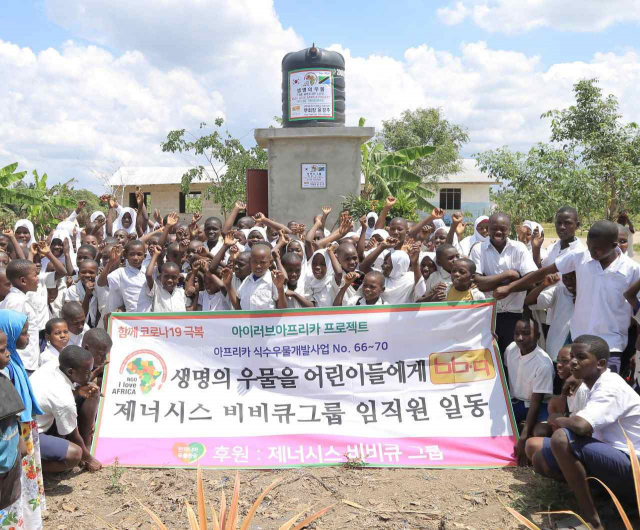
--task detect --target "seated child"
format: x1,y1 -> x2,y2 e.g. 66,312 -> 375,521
0,330 -> 25,511
417,244 -> 458,302
504,317 -> 555,466
528,335 -> 640,530
280,252 -> 313,308
62,302 -> 89,346
40,318 -> 70,366
524,345 -> 589,461
335,271 -> 386,306
445,258 -> 485,301
308,247 -> 342,307
31,345 -> 102,473
64,259 -> 99,327
525,272 -> 576,361
223,243 -> 287,310
143,245 -> 186,312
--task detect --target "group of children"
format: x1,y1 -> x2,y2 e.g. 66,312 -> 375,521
1,190 -> 640,530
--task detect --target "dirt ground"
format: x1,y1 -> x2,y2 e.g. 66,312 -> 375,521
42,464 -> 637,530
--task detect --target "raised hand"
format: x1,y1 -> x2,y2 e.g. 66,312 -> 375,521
195,246 -> 211,258
344,271 -> 358,286
151,245 -> 163,257
191,212 -> 202,225
153,209 -> 162,223
235,201 -> 246,211
455,221 -> 467,238
253,212 -> 266,223
108,196 -> 118,209
109,244 -> 123,263
36,241 -> 50,256
532,228 -> 544,249
76,200 -> 87,211
385,196 -> 397,208
516,225 -> 529,243
95,215 -> 106,227
224,232 -> 238,247
321,205 -> 332,217
30,243 -> 39,255
271,269 -> 285,289
166,212 -> 179,227
179,239 -> 190,252
431,208 -> 445,219
63,238 -> 70,255
85,280 -> 95,294
294,223 -> 306,236
2,228 -> 14,237
381,237 -> 399,249
360,215 -> 367,228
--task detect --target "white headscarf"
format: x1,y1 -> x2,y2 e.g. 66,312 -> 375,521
382,250 -> 414,304
459,216 -> 489,256
114,207 -> 137,235
523,220 -> 544,250
309,249 -> 335,291
245,226 -> 268,247
365,212 -> 379,240
91,210 -> 106,239
286,240 -> 308,271
14,219 -> 35,247
370,228 -> 389,241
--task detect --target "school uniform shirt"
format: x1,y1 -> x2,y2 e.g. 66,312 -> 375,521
146,283 -> 187,313
286,281 -> 311,309
48,281 -> 67,319
470,238 -> 538,314
107,263 -> 149,313
31,361 -> 78,436
336,276 -> 362,306
198,290 -> 230,312
67,323 -> 90,347
567,383 -> 589,416
424,269 -> 452,297
556,247 -> 640,352
445,285 -> 485,302
575,370 -> 640,453
308,272 -> 340,308
237,273 -> 279,310
225,274 -> 245,307
529,283 -> 574,361
63,282 -> 99,327
345,296 -> 386,306
413,277 -> 427,302
363,248 -> 389,272
27,271 -> 57,331
39,344 -> 61,367
541,238 -> 585,268
504,343 -> 555,405
0,288 -> 40,371
94,283 -> 109,329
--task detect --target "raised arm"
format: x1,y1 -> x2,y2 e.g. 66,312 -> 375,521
222,201 -> 246,234
210,232 -> 238,271
356,215 -> 368,261
2,229 -> 25,259
316,213 -> 351,249
221,267 -> 240,310
531,228 -> 545,268
360,237 -> 397,273
145,246 -> 161,290
305,215 -> 323,259
326,244 -> 343,285
333,272 -> 357,306
446,212 -> 466,246
38,242 -> 67,280
106,196 -> 118,237
98,245 -> 122,288
524,273 -> 559,307
272,270 -> 288,310
376,196 -> 395,230
407,208 -> 444,240
319,205 -> 331,234
253,212 -> 292,235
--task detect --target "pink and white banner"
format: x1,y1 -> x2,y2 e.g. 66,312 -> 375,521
92,301 -> 517,469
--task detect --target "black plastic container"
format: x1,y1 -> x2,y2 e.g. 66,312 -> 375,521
281,44 -> 345,127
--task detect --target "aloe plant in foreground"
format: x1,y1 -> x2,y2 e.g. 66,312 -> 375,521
139,469 -> 334,530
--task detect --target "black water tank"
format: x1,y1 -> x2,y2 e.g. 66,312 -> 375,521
281,44 -> 345,127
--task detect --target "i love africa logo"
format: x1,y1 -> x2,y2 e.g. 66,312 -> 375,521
118,349 -> 168,394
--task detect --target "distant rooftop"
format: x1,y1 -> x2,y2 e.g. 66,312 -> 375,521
108,166 -> 211,187
360,158 -> 499,185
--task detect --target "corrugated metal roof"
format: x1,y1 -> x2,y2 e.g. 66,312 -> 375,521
108,166 -> 211,187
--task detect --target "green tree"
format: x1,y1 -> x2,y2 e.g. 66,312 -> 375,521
377,107 -> 469,183
161,118 -> 268,215
477,79 -> 640,225
0,163 -> 42,219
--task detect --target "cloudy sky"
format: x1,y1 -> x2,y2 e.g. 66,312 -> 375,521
1,0 -> 639,192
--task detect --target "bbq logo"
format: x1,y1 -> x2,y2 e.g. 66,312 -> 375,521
429,349 -> 496,384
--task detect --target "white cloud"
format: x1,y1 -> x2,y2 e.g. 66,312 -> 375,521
333,42 -> 640,156
0,40 -> 225,192
436,0 -> 640,33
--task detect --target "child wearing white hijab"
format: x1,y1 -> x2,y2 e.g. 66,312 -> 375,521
381,250 -> 414,304
365,212 -> 378,240
459,216 -> 489,257
362,229 -> 389,272
113,207 -> 138,235
13,219 -> 35,248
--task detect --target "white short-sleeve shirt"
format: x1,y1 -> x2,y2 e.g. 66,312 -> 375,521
237,273 -> 279,310
107,264 -> 147,313
146,283 -> 187,313
423,269 -> 452,298
67,323 -> 90,346
64,281 -> 99,327
542,238 -> 585,268
470,238 -> 538,313
28,271 -> 57,331
567,383 -> 589,416
529,283 -> 575,361
555,248 -> 640,352
0,288 -> 41,371
31,361 -> 78,435
198,290 -> 231,311
504,343 -> 555,404
576,370 -> 640,453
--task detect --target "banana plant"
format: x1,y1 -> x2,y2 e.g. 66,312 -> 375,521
25,169 -> 76,238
